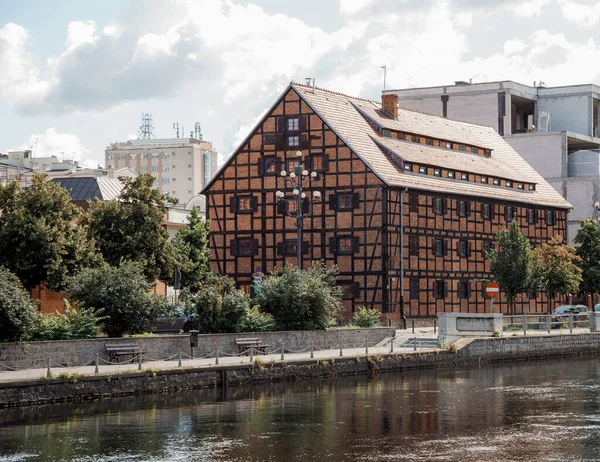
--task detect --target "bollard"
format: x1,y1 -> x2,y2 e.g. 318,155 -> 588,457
250,345 -> 254,362
413,338 -> 417,352
547,313 -> 551,334
569,313 -> 573,334
138,351 -> 142,371
215,347 -> 219,365
281,342 -> 285,361
339,339 -> 343,357
434,319 -> 437,334
310,343 -> 314,359
390,338 -> 394,353
95,353 -> 99,374
365,340 -> 369,355
523,314 -> 527,336
178,348 -> 182,368
47,356 -> 51,378
412,320 -> 415,334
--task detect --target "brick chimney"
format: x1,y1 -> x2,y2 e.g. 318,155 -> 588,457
382,93 -> 398,119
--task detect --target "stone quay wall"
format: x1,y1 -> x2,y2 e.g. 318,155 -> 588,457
0,328 -> 395,370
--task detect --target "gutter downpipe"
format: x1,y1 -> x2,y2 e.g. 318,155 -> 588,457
400,187 -> 408,329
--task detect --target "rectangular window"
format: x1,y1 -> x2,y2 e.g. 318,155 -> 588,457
141,153 -> 148,160
339,281 -> 360,300
151,166 -> 159,173
412,135 -> 420,143
506,206 -> 514,222
458,144 -> 466,152
506,180 -> 513,188
235,238 -> 258,257
140,166 -> 148,173
481,176 -> 488,184
493,178 -> 500,185
409,235 -> 419,256
337,193 -> 357,211
461,172 -> 468,181
383,129 -> 391,137
448,171 -> 455,179
528,209 -> 537,224
262,134 -> 277,145
409,193 -> 419,212
419,166 -> 426,174
152,153 -> 159,159
426,138 -> 434,146
287,117 -> 300,132
434,197 -> 445,215
130,154 -> 137,160
163,153 -> 170,159
404,162 -> 411,172
310,154 -> 327,172
238,197 -> 254,212
458,280 -> 470,299
409,278 -> 419,299
547,210 -> 555,226
434,168 -> 441,177
107,154 -> 114,160
445,142 -> 452,149
459,201 -> 468,218
482,203 -> 492,220
472,147 -> 480,155
204,152 -> 211,185
286,159 -> 300,174
528,290 -> 538,299
119,154 -> 126,160
518,183 -> 524,190
483,240 -> 492,259
434,280 -> 447,299
162,178 -> 170,185
262,156 -> 279,175
529,184 -> 535,191
162,165 -> 170,172
434,238 -> 444,257
287,135 -> 300,147
459,239 -> 469,258
338,237 -> 357,254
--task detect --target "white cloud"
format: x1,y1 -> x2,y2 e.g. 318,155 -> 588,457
65,21 -> 97,49
503,39 -> 527,55
339,0 -> 375,15
16,128 -> 96,168
558,0 -> 600,27
507,0 -> 552,17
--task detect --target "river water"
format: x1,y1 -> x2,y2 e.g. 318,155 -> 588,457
2,357 -> 600,461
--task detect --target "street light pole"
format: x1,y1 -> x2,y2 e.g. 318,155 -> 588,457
276,151 -> 321,269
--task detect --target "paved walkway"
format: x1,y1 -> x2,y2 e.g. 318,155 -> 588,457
0,325 -> 594,384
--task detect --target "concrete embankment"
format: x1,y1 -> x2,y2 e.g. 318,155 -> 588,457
2,332 -> 600,408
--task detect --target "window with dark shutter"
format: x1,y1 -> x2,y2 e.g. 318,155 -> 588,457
310,154 -> 328,172
506,206 -> 514,222
287,135 -> 300,148
338,237 -> 353,254
262,134 -> 277,146
483,240 -> 492,259
258,156 -> 279,175
339,280 -> 360,300
458,280 -> 470,299
235,195 -> 257,214
459,200 -> 469,218
528,209 -> 537,224
434,197 -> 445,215
276,117 -> 286,133
409,235 -> 419,256
278,240 -> 308,256
409,278 -> 419,299
337,193 -> 358,211
459,239 -> 469,258
286,159 -> 300,174
547,210 -> 555,225
287,117 -> 300,132
482,203 -> 492,220
335,236 -> 359,255
232,238 -> 258,257
409,193 -> 419,212
528,290 -> 538,299
434,280 -> 447,299
434,238 -> 444,257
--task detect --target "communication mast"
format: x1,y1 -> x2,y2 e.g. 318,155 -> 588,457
137,113 -> 155,139
173,122 -> 180,138
194,122 -> 202,141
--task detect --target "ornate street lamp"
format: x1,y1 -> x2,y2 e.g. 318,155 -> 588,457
276,150 -> 322,268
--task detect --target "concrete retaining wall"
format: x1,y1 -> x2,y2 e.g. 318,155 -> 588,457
0,328 -> 395,370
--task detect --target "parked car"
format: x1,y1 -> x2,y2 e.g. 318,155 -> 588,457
594,304 -> 600,313
539,305 -> 590,328
148,307 -> 195,333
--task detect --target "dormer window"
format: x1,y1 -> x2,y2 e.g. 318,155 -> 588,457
404,163 -> 412,172
448,171 -> 455,179
419,166 -> 426,174
529,184 -> 535,191
472,147 -> 480,154
383,129 -> 391,137
434,168 -> 441,177
518,183 -> 524,190
458,144 -> 466,152
506,180 -> 513,188
481,176 -> 488,184
461,172 -> 468,181
445,142 -> 452,149
493,178 -> 500,185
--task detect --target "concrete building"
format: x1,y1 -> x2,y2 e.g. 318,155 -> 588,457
105,137 -> 218,206
384,81 -> 600,241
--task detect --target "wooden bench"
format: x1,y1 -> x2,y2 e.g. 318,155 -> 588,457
235,338 -> 269,355
105,343 -> 142,363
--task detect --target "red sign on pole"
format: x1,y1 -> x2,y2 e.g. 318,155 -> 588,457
485,282 -> 500,299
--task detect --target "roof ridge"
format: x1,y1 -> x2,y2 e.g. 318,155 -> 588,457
396,105 -> 493,128
291,81 -> 381,106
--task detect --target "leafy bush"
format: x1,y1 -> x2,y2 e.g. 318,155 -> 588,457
241,306 -> 276,332
194,275 -> 250,333
69,262 -> 167,337
0,267 -> 37,342
255,263 -> 342,331
29,300 -> 106,341
352,307 -> 381,328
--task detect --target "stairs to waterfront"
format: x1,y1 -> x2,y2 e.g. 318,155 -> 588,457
373,337 -> 440,349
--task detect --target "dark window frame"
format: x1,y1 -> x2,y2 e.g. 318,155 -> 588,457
459,239 -> 470,258
547,210 -> 555,226
337,236 -> 358,255
458,280 -> 471,299
434,238 -> 445,257
409,235 -> 419,256
433,279 -> 447,299
459,200 -> 469,218
409,278 -> 419,299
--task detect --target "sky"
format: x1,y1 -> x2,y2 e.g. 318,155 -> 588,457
1,0 -> 600,168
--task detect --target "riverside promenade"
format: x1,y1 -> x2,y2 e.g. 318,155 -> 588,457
0,325 -> 595,385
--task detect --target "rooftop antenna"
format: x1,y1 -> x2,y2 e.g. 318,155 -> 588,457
137,113 -> 155,139
305,77 -> 315,93
32,137 -> 38,158
469,74 -> 487,84
194,122 -> 202,141
380,65 -> 387,91
173,122 -> 180,138
181,125 -> 184,139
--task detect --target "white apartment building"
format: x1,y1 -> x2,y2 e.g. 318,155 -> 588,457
384,80 -> 600,241
105,138 -> 218,206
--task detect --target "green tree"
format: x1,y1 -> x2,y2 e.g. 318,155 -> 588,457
489,222 -> 533,314
194,274 -> 250,333
0,267 -> 37,342
68,262 -> 167,337
573,218 -> 600,298
172,206 -> 210,295
532,235 -> 583,312
85,174 -> 177,283
0,175 -> 99,291
255,263 -> 342,330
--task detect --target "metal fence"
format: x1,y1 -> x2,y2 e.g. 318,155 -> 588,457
503,312 -> 592,335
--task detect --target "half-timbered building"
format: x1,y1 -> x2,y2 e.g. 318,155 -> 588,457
203,83 -> 571,324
